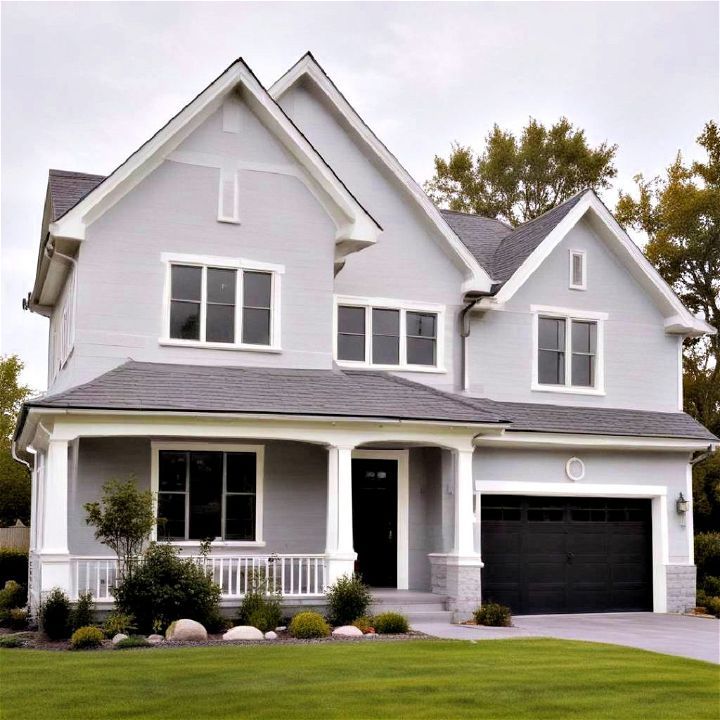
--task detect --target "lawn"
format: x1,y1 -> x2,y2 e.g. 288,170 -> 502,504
1,639 -> 717,719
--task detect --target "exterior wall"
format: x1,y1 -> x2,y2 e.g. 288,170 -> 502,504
468,218 -> 682,412
50,97 -> 338,394
279,82 -> 467,392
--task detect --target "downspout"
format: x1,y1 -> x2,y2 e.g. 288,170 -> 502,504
459,289 -> 498,392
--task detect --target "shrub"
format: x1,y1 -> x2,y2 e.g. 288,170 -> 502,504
695,533 -> 720,579
351,615 -> 375,634
700,575 -> 720,597
71,592 -> 95,631
703,596 -> 720,618
70,625 -> 105,650
8,607 -> 28,631
115,635 -> 151,649
325,574 -> 372,626
288,611 -> 330,639
39,588 -> 71,640
373,611 -> 409,634
103,611 -> 136,638
113,543 -> 221,634
0,549 -> 28,587
0,580 -> 26,611
473,602 -> 512,627
0,634 -> 24,648
237,570 -> 282,632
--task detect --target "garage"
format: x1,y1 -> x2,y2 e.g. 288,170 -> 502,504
480,495 -> 653,614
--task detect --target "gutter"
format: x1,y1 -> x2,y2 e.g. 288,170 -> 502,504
690,445 -> 715,466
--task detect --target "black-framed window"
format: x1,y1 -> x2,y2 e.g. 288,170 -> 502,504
538,316 -> 566,385
157,450 -> 258,541
372,308 -> 400,364
337,306 -> 366,361
406,312 -> 436,366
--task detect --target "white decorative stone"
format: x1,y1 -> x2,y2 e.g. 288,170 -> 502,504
332,625 -> 363,637
147,634 -> 164,644
165,619 -> 208,642
264,631 -> 278,640
112,633 -> 128,645
275,626 -> 286,632
223,625 -> 265,641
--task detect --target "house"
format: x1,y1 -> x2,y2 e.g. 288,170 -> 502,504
14,53 -> 717,621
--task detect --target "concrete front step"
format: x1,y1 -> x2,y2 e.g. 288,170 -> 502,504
405,610 -> 454,624
370,602 -> 448,614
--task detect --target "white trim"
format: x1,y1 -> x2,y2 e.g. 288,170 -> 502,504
565,457 -> 585,481
333,294 -> 446,372
568,249 -> 587,290
160,253 -> 283,351
677,336 -> 684,411
475,479 -> 669,613
489,191 -> 714,337
217,168 -> 240,223
531,305 -> 606,395
684,463 -> 695,564
476,431 -> 711,451
270,54 -> 493,293
352,449 -> 410,590
150,441 -> 264,545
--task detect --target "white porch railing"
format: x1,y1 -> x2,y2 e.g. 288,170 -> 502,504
70,554 -> 327,601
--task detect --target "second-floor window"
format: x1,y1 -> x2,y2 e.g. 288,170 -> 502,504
162,254 -> 283,350
335,296 -> 444,371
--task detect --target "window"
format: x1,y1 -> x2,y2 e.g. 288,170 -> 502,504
533,306 -> 605,394
569,250 -> 586,290
162,254 -> 282,350
335,297 -> 444,371
155,446 -> 263,543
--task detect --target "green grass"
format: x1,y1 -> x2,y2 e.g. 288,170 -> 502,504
1,639 -> 717,719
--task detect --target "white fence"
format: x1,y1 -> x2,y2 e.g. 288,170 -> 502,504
71,554 -> 327,601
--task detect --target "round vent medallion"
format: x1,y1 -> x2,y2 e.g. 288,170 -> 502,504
565,457 -> 585,482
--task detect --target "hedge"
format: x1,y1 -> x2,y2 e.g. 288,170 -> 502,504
0,549 -> 28,587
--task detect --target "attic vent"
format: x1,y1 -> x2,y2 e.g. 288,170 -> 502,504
569,250 -> 586,290
217,169 -> 240,224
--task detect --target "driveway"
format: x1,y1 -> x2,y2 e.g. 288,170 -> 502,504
413,613 -> 719,664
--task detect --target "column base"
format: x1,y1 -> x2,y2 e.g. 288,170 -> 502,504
324,552 -> 358,587
38,553 -> 72,599
429,553 -> 483,622
666,564 -> 696,613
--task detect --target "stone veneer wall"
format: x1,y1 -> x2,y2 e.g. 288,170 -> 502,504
429,555 -> 483,621
666,564 -> 696,613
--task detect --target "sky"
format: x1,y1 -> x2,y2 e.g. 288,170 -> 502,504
1,1 -> 718,392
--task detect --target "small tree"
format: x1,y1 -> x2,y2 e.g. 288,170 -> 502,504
84,478 -> 155,580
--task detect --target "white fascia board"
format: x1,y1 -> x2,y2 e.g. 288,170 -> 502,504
491,191 -> 714,337
48,60 -> 380,250
270,55 -> 493,293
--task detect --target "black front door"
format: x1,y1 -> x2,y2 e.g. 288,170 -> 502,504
352,459 -> 397,587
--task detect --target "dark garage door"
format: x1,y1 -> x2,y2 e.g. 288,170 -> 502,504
481,496 -> 653,614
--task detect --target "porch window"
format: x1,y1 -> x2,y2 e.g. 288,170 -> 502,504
157,449 -> 260,542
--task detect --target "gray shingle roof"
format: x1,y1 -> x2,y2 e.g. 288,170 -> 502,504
439,210 -> 512,272
48,169 -> 105,221
20,361 -> 717,441
25,361 -> 506,425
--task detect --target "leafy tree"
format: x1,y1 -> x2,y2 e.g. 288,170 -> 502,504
0,356 -> 32,525
425,117 -> 617,226
616,121 -> 720,531
84,478 -> 155,580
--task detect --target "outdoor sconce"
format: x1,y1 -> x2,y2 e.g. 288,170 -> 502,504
676,492 -> 690,526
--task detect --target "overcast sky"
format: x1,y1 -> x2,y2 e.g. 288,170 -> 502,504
2,1 -> 718,392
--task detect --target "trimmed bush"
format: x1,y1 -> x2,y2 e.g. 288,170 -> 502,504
700,575 -> 720,597
0,634 -> 24,648
39,588 -> 71,640
8,607 -> 28,631
0,549 -> 28,587
703,596 -> 720,618
695,533 -> 720,579
351,615 -> 375,634
113,543 -> 221,634
71,592 -> 95,631
473,602 -> 512,627
325,574 -> 372,626
70,625 -> 105,650
115,635 -> 151,649
0,580 -> 26,611
103,611 -> 136,638
237,570 -> 282,633
288,611 -> 330,639
373,611 -> 409,634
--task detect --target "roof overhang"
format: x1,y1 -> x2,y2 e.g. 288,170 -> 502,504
270,53 -> 494,294
33,58 -> 382,306
477,191 -> 715,337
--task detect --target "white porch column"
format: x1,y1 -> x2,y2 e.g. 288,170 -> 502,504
325,445 -> 357,586
452,448 -> 477,557
39,439 -> 72,597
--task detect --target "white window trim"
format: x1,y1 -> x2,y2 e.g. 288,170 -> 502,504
333,295 -> 446,373
159,252 -> 284,352
531,304 -> 607,396
150,441 -> 265,547
569,249 -> 587,290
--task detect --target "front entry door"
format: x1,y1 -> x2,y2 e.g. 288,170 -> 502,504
352,459 -> 398,587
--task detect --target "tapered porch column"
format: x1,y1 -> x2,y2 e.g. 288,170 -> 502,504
325,445 -> 357,586
39,438 -> 72,597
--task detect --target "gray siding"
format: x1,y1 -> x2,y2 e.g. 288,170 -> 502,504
468,218 -> 682,412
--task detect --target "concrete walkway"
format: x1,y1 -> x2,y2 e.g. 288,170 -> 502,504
413,612 -> 720,664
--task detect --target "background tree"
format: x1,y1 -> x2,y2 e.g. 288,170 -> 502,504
84,478 -> 155,580
425,117 -> 617,226
616,121 -> 720,532
0,356 -> 32,526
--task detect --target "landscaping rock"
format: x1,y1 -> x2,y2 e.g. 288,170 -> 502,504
147,634 -> 164,644
275,626 -> 286,632
264,631 -> 278,640
165,619 -> 208,642
332,625 -> 363,638
223,625 -> 264,641
112,633 -> 129,645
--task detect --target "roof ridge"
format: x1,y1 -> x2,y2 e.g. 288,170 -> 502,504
438,207 -> 512,227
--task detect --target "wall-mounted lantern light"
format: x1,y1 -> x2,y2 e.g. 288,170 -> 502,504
676,492 -> 690,527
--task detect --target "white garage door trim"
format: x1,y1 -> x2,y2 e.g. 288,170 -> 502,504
475,481 -> 669,613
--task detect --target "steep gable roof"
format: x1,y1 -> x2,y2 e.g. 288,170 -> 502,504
47,169 -> 105,221
439,210 -> 511,274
